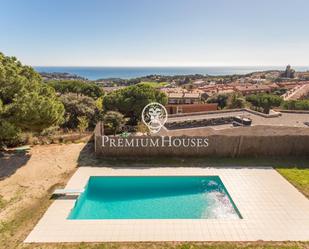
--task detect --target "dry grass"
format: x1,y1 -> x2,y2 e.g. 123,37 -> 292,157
19,242 -> 309,249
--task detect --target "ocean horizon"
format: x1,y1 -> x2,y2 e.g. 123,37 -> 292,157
34,66 -> 309,80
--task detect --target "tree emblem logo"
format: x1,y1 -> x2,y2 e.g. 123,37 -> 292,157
142,102 -> 168,133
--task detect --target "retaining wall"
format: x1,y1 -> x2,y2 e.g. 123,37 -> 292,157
168,108 -> 281,118
94,122 -> 309,157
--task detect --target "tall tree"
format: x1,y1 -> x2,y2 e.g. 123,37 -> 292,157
103,83 -> 167,124
47,80 -> 104,99
0,52 -> 64,144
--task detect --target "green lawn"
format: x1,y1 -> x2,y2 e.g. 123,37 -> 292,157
276,168 -> 309,198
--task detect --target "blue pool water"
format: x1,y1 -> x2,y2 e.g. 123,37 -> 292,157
68,176 -> 241,219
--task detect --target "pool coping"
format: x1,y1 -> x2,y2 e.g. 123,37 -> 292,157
25,167 -> 309,242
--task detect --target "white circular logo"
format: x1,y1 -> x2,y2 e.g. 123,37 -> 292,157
142,102 -> 168,133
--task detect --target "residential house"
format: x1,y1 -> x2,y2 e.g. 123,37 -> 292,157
167,92 -> 201,104
234,84 -> 272,95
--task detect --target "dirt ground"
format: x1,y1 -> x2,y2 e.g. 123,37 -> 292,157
0,143 -> 85,223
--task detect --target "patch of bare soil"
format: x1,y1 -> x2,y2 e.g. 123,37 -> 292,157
0,143 -> 85,223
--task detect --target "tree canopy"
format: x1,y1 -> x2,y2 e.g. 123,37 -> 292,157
227,93 -> 246,109
47,80 -> 104,99
0,52 -> 64,144
60,93 -> 102,129
103,83 -> 167,123
246,94 -> 282,114
207,94 -> 228,109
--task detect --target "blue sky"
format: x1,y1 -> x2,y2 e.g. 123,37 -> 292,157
1,0 -> 309,66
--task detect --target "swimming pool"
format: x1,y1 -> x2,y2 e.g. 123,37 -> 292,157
68,176 -> 241,219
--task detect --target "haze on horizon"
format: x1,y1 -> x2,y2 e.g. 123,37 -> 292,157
1,0 -> 309,67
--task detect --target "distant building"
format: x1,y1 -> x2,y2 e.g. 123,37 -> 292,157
166,103 -> 218,114
296,71 -> 309,80
234,84 -> 272,95
269,83 -> 280,91
281,65 -> 295,78
217,89 -> 235,95
192,79 -> 205,86
167,92 -> 201,104
160,87 -> 187,94
277,81 -> 306,90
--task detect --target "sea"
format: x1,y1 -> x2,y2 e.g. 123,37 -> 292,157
34,66 -> 309,81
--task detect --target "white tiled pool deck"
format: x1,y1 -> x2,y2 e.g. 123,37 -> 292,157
25,167 -> 309,242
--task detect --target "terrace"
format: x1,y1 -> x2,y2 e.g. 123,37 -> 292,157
166,108 -> 309,130
25,166 -> 309,242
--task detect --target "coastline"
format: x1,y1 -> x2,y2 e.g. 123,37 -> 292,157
34,66 -> 309,80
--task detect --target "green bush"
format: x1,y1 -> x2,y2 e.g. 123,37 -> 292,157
60,93 -> 103,129
0,120 -> 22,147
103,111 -> 127,135
246,94 -> 283,114
282,99 -> 309,110
228,93 -> 246,109
207,94 -> 228,109
77,116 -> 89,133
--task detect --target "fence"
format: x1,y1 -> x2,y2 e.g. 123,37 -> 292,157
94,122 -> 309,157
